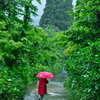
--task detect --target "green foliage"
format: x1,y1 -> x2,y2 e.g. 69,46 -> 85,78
65,40 -> 100,100
0,67 -> 26,100
1,0 -> 100,100
64,43 -> 77,55
0,22 -> 62,99
0,19 -> 62,100
63,0 -> 100,100
39,0 -> 73,30
0,0 -> 63,99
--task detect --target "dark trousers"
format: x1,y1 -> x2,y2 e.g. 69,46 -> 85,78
38,95 -> 44,100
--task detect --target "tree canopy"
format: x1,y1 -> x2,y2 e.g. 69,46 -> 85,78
39,0 -> 73,30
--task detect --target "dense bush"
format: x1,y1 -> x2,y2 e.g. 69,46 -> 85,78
63,0 -> 100,100
0,21 -> 62,99
0,0 -> 63,99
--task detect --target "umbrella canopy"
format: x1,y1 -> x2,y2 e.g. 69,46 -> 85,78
36,72 -> 56,79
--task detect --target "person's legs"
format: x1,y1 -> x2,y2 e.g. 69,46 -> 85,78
38,95 -> 44,100
40,95 -> 44,100
38,95 -> 40,100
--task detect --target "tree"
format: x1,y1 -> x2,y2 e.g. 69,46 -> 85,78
39,0 -> 73,30
63,0 -> 100,100
0,1 -> 63,99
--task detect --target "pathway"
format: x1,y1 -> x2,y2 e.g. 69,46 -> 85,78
24,72 -> 69,100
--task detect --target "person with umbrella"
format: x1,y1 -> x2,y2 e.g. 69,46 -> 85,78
38,78 -> 48,100
36,72 -> 56,100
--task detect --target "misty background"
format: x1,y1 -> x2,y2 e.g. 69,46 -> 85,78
32,0 -> 76,26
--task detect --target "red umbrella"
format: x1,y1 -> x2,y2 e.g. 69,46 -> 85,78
36,72 -> 56,79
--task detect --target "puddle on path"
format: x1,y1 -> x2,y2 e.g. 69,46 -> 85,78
24,72 -> 69,100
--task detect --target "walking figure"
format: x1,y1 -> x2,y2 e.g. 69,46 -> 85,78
38,78 -> 49,100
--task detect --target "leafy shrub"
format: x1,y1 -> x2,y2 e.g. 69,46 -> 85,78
63,0 -> 100,99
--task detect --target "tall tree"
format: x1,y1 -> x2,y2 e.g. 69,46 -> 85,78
39,0 -> 73,30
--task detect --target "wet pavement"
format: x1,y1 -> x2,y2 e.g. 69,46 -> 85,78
24,72 -> 69,100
